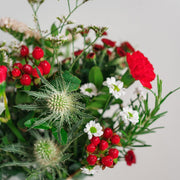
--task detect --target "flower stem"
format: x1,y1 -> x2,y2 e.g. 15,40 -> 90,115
98,48 -> 107,67
99,94 -> 112,121
3,92 -> 25,142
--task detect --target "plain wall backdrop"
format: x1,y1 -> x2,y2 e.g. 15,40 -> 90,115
0,0 -> 180,180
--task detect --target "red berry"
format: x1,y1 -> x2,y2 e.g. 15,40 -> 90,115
91,136 -> 100,146
20,45 -> 29,57
39,60 -> 51,75
32,46 -> 44,60
101,156 -> 114,167
11,68 -> 21,77
13,63 -> 23,70
86,143 -> 96,153
109,148 -> 119,159
99,140 -> 108,151
32,66 -> 43,78
22,64 -> 33,75
111,135 -> 120,145
20,74 -> 31,86
103,128 -> 113,139
87,155 -> 97,165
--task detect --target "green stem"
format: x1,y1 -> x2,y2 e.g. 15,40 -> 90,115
7,119 -> 25,142
98,48 -> 107,67
69,36 -> 99,72
67,0 -> 71,13
3,92 -> 25,142
99,94 -> 112,121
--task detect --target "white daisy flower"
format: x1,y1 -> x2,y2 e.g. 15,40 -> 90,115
84,120 -> 103,140
103,77 -> 125,99
120,106 -> 139,125
80,83 -> 98,97
81,166 -> 100,175
134,87 -> 146,100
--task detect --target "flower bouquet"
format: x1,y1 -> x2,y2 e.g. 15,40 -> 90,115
0,0 -> 179,179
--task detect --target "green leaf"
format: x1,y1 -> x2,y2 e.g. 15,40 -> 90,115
121,70 -> 135,88
60,128 -> 68,145
15,92 -> 32,104
24,118 -> 51,129
89,66 -> 103,89
51,23 -> 58,37
63,71 -> 81,92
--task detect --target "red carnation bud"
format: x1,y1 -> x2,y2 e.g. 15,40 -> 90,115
20,74 -> 31,86
32,46 -> 44,60
111,135 -> 120,145
0,65 -> 7,84
120,41 -> 135,53
102,38 -> 116,47
87,155 -> 97,165
20,45 -> 29,57
91,136 -> 100,146
99,140 -> 108,151
125,150 -> 136,166
101,156 -> 114,167
86,143 -> 96,153
116,47 -> 126,57
22,64 -> 33,75
80,28 -> 89,36
32,66 -> 43,78
13,63 -> 23,70
93,44 -> 104,51
126,51 -> 156,89
106,50 -> 112,56
109,148 -> 119,159
86,52 -> 95,59
103,128 -> 113,139
11,68 -> 21,78
102,31 -> 108,36
74,50 -> 83,56
39,60 -> 51,75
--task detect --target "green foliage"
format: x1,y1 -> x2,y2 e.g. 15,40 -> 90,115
89,66 -> 103,89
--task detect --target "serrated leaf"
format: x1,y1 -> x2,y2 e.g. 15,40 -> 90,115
62,71 -> 81,92
24,118 -> 51,129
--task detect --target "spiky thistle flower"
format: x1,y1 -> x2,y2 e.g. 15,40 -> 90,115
34,138 -> 60,167
16,75 -> 85,128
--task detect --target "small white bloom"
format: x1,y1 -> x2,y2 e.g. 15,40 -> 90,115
134,87 -> 146,100
120,106 -> 139,125
84,120 -> 103,140
103,77 -> 125,99
80,83 -> 98,97
81,166 -> 100,175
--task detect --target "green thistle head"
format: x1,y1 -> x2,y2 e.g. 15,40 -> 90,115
17,74 -> 85,128
34,138 -> 60,167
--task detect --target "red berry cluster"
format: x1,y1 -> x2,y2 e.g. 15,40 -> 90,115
85,128 -> 121,168
11,45 -> 51,86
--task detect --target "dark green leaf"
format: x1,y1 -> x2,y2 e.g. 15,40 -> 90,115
51,23 -> 58,36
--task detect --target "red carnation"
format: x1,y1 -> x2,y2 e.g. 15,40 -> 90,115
93,44 -> 104,51
116,47 -> 126,57
126,51 -> 156,89
102,38 -> 116,47
0,65 -> 7,84
125,150 -> 136,166
74,50 -> 83,56
120,41 -> 135,53
86,52 -> 95,59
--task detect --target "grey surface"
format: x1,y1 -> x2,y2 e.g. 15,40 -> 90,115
0,0 -> 180,180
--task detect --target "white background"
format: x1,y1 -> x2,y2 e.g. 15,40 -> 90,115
0,0 -> 180,180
